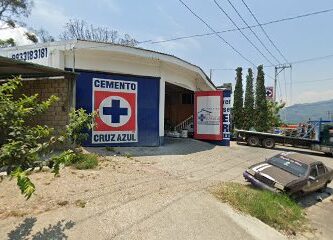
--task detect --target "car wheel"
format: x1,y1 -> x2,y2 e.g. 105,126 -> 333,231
262,138 -> 275,149
247,136 -> 260,147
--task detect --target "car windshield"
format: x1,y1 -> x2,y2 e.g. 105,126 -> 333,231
267,155 -> 308,177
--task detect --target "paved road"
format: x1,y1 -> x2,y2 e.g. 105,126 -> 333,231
1,138 -> 332,239
117,138 -> 333,240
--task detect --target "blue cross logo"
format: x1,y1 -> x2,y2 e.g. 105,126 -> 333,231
103,99 -> 128,123
198,114 -> 206,122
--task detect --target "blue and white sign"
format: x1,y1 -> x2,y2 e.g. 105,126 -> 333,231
222,90 -> 231,146
92,78 -> 138,144
266,86 -> 273,100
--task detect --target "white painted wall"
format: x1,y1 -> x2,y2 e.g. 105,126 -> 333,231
0,40 -> 215,138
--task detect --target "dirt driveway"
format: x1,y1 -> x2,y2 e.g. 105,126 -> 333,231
0,138 -> 332,240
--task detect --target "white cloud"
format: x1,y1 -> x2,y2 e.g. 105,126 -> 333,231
293,89 -> 333,104
0,22 -> 34,46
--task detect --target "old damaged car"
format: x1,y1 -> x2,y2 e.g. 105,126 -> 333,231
243,152 -> 333,196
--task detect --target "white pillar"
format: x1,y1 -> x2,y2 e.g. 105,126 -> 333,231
159,77 -> 165,143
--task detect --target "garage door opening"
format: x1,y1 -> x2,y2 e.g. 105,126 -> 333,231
164,82 -> 194,138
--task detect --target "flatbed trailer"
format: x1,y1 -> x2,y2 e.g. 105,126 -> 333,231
236,129 -> 333,156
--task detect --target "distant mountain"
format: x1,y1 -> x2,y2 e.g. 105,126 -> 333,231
280,99 -> 333,123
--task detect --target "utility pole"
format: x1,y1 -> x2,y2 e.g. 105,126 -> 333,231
327,111 -> 332,121
274,64 -> 292,102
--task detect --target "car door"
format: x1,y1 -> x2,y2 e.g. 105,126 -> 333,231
304,165 -> 320,193
316,163 -> 328,189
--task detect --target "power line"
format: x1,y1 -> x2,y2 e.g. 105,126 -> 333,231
139,7 -> 333,45
291,53 -> 333,65
225,0 -> 281,65
178,0 -> 276,81
211,52 -> 333,73
241,0 -> 289,63
213,0 -> 275,65
210,68 -> 236,71
290,76 -> 333,84
177,0 -> 256,67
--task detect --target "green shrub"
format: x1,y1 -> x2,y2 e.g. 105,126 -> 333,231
65,108 -> 96,147
0,77 -> 60,199
0,77 -> 97,199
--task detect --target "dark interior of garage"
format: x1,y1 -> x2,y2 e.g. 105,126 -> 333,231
164,82 -> 194,131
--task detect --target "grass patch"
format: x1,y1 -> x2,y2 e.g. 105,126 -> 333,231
123,153 -> 133,159
61,152 -> 99,170
212,182 -> 306,233
72,153 -> 99,170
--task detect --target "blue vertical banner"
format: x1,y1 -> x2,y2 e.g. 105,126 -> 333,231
221,89 -> 231,146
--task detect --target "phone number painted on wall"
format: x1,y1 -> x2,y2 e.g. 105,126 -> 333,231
11,48 -> 48,61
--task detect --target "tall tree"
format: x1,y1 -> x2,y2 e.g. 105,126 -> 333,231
233,67 -> 244,129
254,65 -> 269,132
60,19 -> 138,47
243,68 -> 254,130
267,101 -> 285,128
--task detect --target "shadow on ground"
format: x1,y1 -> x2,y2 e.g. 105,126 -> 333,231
7,217 -> 75,240
85,137 -> 216,157
298,187 -> 333,208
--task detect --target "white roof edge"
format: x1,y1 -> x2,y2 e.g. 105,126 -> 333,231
0,39 -> 216,90
75,40 -> 216,90
0,39 -> 78,51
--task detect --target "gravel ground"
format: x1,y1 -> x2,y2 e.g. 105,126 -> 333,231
0,138 -> 332,240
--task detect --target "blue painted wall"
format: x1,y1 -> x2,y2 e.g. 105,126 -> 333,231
74,70 -> 160,147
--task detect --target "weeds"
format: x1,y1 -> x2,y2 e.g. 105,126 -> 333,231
124,153 -> 133,159
105,146 -> 115,152
57,200 -> 69,206
56,152 -> 99,170
71,153 -> 99,170
75,199 -> 86,208
212,182 -> 306,233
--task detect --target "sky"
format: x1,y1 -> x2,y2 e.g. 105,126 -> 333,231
3,0 -> 333,106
